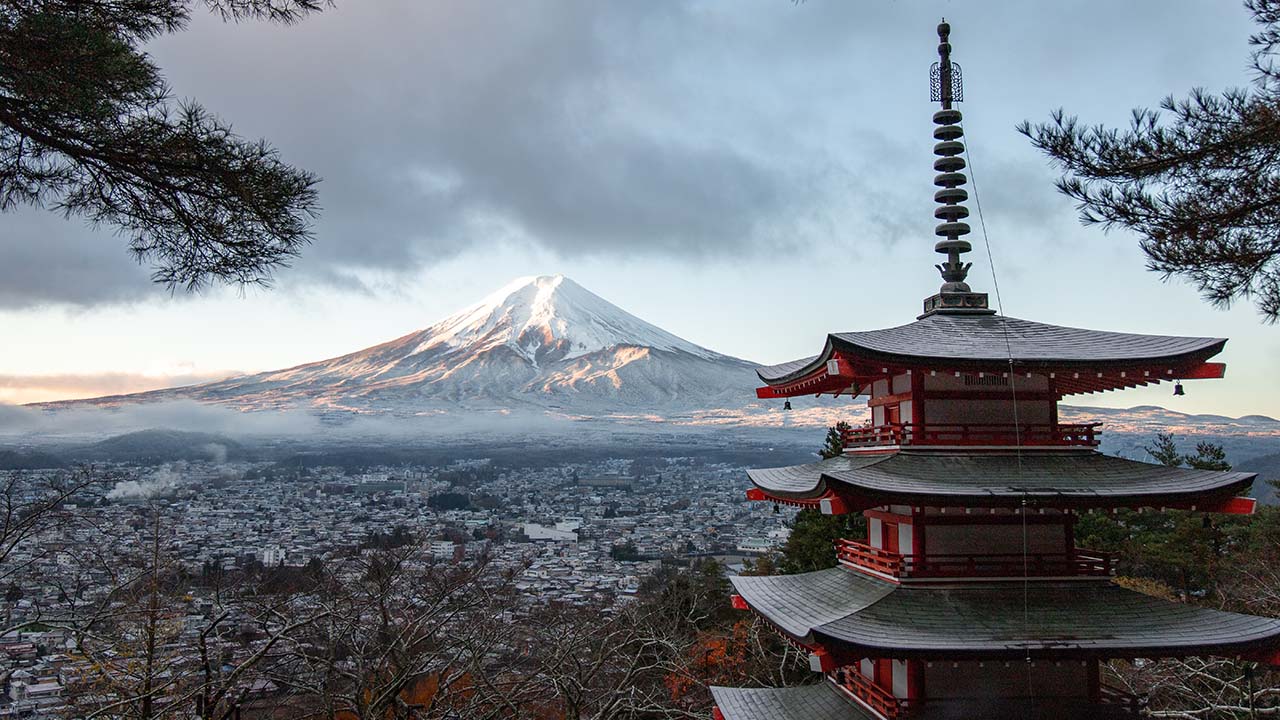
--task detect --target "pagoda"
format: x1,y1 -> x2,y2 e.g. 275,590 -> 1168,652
710,21 -> 1280,720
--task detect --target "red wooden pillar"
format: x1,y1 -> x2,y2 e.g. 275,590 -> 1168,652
911,507 -> 926,557
874,658 -> 895,696
1048,375 -> 1059,431
1086,660 -> 1100,703
1064,511 -> 1076,562
910,371 -> 924,444
907,659 -> 924,704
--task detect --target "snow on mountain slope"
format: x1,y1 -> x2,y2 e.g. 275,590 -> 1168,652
418,275 -> 724,364
66,275 -> 760,414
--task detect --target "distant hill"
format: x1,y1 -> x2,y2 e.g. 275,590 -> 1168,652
1064,405 -> 1280,463
1238,452 -> 1280,505
71,429 -> 246,464
0,448 -> 66,470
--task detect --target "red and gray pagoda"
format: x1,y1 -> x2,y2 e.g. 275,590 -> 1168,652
711,21 -> 1280,720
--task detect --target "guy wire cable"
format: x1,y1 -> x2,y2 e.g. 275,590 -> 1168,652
960,124 -> 1036,694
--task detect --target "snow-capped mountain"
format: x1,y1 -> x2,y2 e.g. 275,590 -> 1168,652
409,274 -> 726,365
77,275 -> 760,415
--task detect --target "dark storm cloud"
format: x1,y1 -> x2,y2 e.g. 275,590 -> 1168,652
232,1 -> 840,268
0,209 -> 155,307
1,1 -> 871,308
0,0 -> 1255,308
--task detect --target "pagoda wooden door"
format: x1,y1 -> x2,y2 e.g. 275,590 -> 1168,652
883,522 -> 900,554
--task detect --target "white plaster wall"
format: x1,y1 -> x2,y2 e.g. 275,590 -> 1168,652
892,373 -> 912,394
869,518 -> 883,549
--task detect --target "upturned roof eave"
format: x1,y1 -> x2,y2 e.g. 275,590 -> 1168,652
710,684 -> 877,720
811,632 -> 1280,662
733,568 -> 1280,663
756,319 -> 1228,386
746,454 -> 1258,509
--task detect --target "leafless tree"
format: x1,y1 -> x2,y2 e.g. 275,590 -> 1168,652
267,545 -> 522,720
0,467 -> 109,634
1103,520 -> 1280,718
63,508 -> 326,719
483,561 -> 804,720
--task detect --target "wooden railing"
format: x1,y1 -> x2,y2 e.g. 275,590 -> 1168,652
841,422 -> 1101,448
1098,684 -> 1147,714
831,662 -> 1143,718
836,539 -> 1117,579
905,549 -> 1116,578
835,539 -> 905,577
834,668 -> 907,719
829,661 -> 1141,712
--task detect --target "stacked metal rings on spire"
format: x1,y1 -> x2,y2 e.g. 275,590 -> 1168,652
922,20 -> 989,312
933,108 -> 971,254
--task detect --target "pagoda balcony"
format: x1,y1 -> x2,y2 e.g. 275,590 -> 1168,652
1097,684 -> 1147,714
835,539 -> 1117,580
833,667 -> 1143,718
833,668 -> 909,719
907,687 -> 1145,718
840,422 -> 1101,449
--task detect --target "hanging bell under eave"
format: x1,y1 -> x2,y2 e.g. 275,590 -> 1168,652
783,399 -> 792,411
1173,382 -> 1185,396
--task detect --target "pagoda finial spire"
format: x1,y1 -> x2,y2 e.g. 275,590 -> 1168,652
921,19 -> 993,318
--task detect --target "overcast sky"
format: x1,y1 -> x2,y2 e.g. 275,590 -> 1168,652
3,0 -> 1277,417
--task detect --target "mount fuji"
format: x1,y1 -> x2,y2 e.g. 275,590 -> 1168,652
71,275 -> 762,417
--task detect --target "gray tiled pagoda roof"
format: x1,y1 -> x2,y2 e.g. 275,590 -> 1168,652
724,563 -> 894,637
747,451 -> 1255,507
731,567 -> 1280,659
712,684 -> 1141,720
758,313 -> 1225,383
716,681 -> 1146,717
746,455 -> 888,496
710,684 -> 874,720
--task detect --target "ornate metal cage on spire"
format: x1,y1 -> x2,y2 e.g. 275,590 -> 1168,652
921,20 -> 989,317
929,61 -> 963,103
